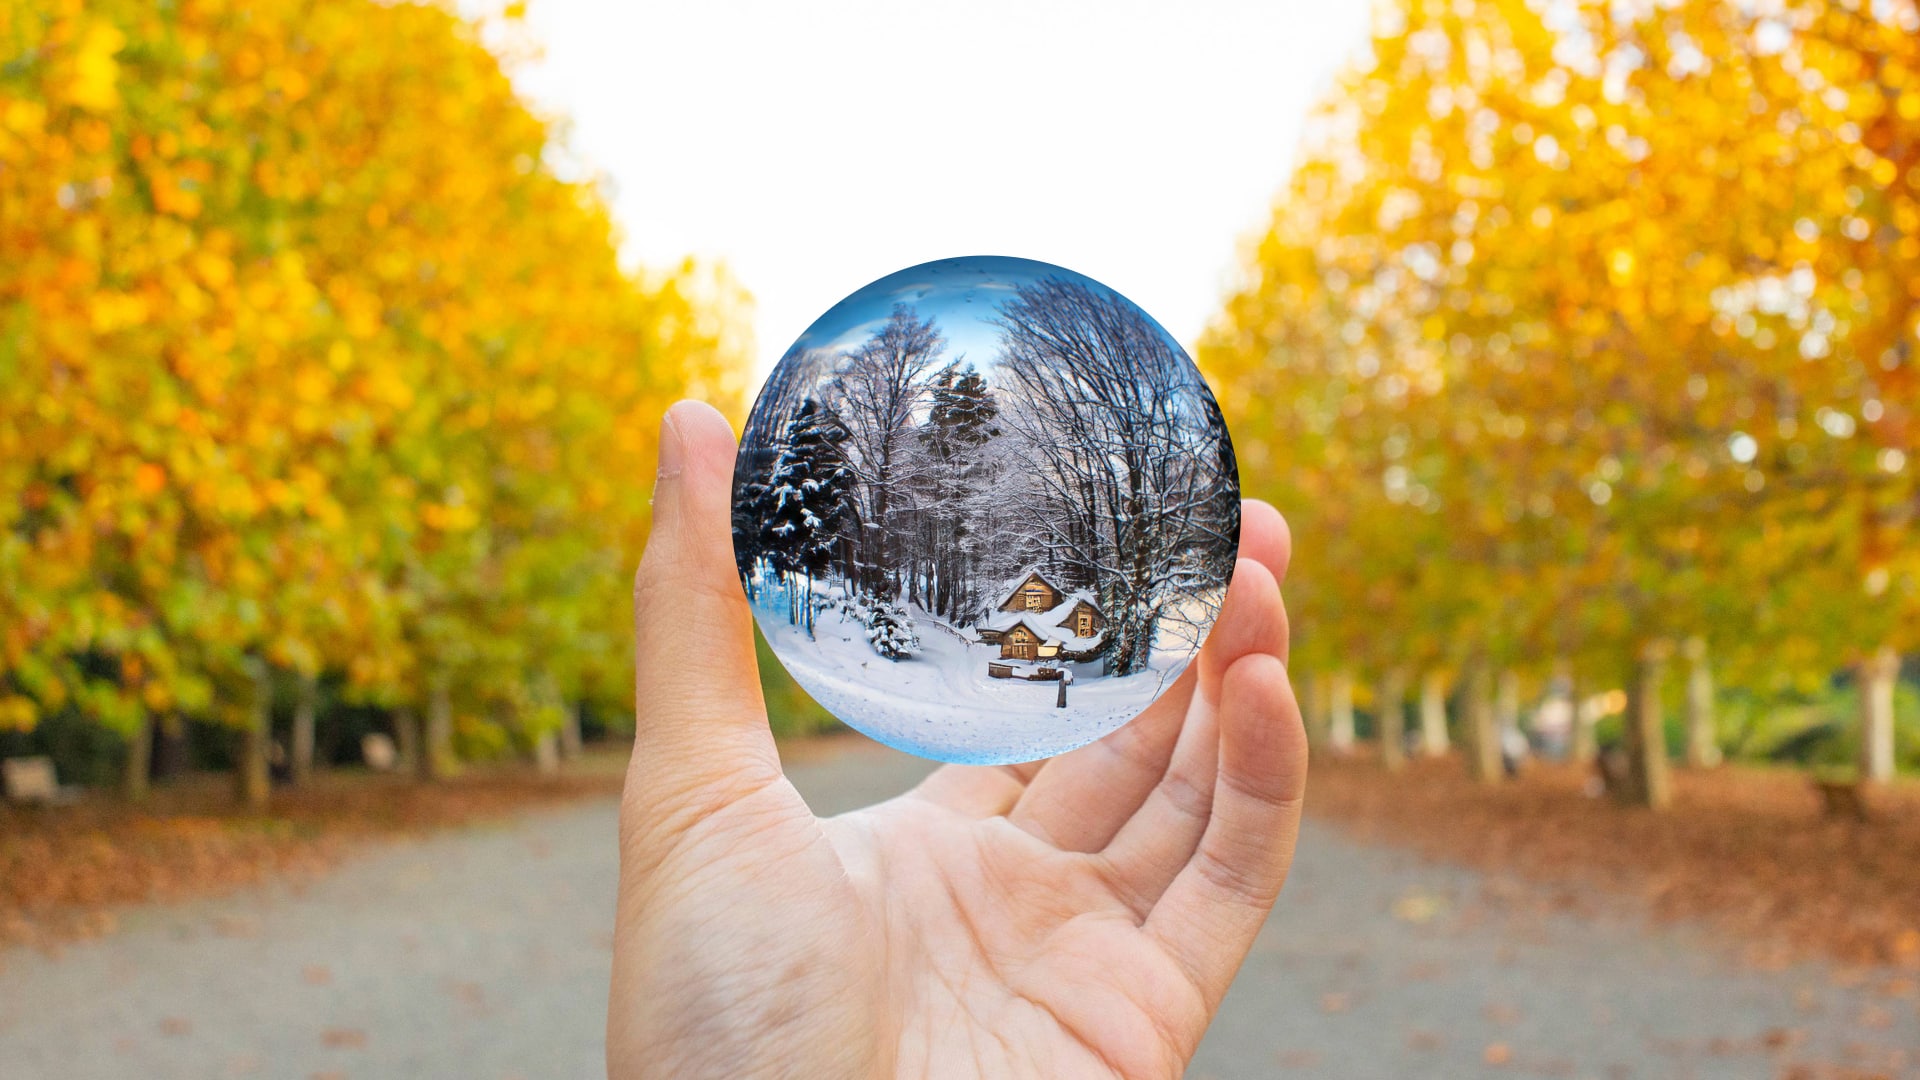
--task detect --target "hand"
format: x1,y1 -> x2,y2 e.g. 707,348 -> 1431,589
608,401 -> 1307,1079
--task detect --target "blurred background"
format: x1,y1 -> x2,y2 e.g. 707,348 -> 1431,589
2,0 -> 1918,1077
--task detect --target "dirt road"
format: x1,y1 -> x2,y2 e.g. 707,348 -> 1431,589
2,740 -> 1914,1078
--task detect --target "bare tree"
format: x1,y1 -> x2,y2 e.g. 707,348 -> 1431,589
992,276 -> 1239,675
826,305 -> 948,596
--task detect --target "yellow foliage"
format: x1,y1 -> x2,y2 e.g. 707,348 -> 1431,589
1204,0 -> 1920,687
0,0 -> 746,734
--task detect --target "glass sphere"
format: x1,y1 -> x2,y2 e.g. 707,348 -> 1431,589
733,256 -> 1240,764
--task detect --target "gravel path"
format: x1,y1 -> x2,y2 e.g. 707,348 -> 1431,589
2,740 -> 1915,1079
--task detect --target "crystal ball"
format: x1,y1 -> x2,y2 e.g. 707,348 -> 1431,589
732,256 -> 1240,764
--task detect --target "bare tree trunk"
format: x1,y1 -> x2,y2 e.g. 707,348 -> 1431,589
1859,645 -> 1900,784
1378,667 -> 1409,772
236,658 -> 272,811
1682,636 -> 1720,768
1462,664 -> 1502,784
290,671 -> 318,785
1419,669 -> 1450,756
559,700 -> 584,761
124,714 -> 153,802
1328,668 -> 1356,755
419,672 -> 454,781
1619,642 -> 1672,810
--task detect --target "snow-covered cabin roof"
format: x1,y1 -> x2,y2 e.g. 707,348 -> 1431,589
1052,591 -> 1099,618
991,567 -> 1071,612
979,609 -> 1036,634
987,616 -> 1105,651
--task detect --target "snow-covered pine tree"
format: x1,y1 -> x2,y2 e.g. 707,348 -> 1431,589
732,458 -> 774,600
762,399 -> 853,632
865,598 -> 921,660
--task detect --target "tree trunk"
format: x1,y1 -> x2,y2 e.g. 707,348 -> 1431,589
1619,643 -> 1672,810
123,714 -> 153,802
1567,672 -> 1597,765
1378,667 -> 1409,772
1569,702 -> 1596,765
420,672 -> 455,781
534,730 -> 561,774
559,699 -> 584,761
1328,668 -> 1356,755
1682,636 -> 1720,768
1859,645 -> 1899,784
290,670 -> 318,785
1495,668 -> 1522,765
1419,669 -> 1450,756
1462,664 -> 1502,784
236,658 -> 272,811
394,706 -> 420,774
1303,670 -> 1331,749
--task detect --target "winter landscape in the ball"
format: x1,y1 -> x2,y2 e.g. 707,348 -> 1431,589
732,256 -> 1241,765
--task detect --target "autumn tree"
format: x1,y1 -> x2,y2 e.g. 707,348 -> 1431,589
0,0 -> 744,800
1202,0 -> 1919,795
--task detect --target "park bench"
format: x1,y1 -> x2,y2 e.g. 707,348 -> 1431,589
2,755 -> 67,805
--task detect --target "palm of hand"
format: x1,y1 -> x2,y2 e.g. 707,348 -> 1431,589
610,403 -> 1304,1080
827,790 -> 1214,1078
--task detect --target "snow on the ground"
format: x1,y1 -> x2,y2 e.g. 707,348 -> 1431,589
752,589 -> 1210,765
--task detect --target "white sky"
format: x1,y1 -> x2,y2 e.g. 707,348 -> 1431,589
506,1 -> 1373,385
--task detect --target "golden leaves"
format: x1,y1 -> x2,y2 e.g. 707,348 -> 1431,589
62,21 -> 125,112
1207,0 -> 1920,682
0,0 -> 745,732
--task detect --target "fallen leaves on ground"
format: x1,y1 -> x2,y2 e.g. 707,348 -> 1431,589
0,749 -> 628,950
1306,752 -> 1920,969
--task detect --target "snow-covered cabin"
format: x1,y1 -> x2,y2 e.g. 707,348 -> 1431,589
974,569 -> 1108,661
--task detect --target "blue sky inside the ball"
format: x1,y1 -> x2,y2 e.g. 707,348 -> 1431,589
787,256 -> 1191,379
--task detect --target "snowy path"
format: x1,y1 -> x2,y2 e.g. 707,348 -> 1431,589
753,589 -> 1191,764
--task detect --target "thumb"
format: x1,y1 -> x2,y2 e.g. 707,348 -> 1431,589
628,400 -> 782,817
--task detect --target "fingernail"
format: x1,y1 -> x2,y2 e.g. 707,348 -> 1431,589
660,405 -> 690,478
652,406 -> 686,507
